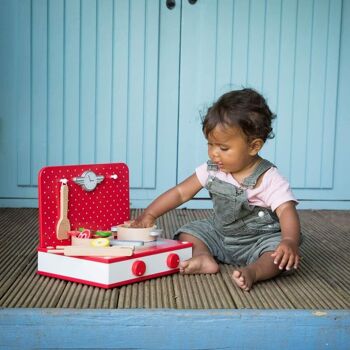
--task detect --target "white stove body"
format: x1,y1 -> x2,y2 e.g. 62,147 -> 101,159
37,240 -> 192,288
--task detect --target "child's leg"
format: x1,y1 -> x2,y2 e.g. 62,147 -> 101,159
232,251 -> 281,292
178,232 -> 219,274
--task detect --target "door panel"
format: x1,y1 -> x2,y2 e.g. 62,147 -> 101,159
8,0 -> 181,206
177,0 -> 342,199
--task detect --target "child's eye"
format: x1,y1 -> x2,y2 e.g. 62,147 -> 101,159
220,147 -> 229,151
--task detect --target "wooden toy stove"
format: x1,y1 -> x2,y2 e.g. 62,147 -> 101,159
37,163 -> 192,288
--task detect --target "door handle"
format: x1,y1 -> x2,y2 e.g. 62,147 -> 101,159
166,0 -> 176,10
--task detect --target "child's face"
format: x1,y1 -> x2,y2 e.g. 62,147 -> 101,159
207,124 -> 259,175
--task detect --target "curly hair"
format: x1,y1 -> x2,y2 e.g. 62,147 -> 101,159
202,88 -> 276,142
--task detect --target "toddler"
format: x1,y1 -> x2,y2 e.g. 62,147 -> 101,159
133,88 -> 301,291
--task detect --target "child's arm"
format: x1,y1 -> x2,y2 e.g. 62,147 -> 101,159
132,173 -> 203,227
271,201 -> 301,270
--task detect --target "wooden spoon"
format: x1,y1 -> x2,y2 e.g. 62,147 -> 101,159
56,183 -> 70,240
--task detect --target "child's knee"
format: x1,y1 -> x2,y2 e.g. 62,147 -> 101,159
178,232 -> 193,241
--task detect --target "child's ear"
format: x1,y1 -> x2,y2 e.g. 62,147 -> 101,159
249,138 -> 264,155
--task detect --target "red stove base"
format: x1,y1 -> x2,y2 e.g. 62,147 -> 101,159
37,239 -> 193,288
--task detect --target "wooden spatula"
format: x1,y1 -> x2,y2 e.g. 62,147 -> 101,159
56,183 -> 70,240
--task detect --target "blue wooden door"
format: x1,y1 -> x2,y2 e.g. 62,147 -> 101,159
0,0 -> 181,207
0,0 -> 349,209
177,0 -> 346,207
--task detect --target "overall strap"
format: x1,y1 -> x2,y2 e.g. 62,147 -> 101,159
206,160 -> 219,172
241,159 -> 275,189
205,160 -> 219,186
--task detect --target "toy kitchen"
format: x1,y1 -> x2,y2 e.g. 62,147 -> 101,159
37,163 -> 192,288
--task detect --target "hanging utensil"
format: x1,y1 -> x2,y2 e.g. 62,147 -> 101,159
56,181 -> 70,240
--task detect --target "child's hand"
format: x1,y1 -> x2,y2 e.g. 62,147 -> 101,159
271,238 -> 300,271
130,213 -> 156,228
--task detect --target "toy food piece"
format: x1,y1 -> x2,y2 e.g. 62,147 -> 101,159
91,238 -> 110,247
115,222 -> 162,242
71,236 -> 93,247
63,246 -> 134,257
56,183 -> 70,240
68,230 -> 81,237
77,229 -> 93,239
77,228 -> 112,238
94,231 -> 112,238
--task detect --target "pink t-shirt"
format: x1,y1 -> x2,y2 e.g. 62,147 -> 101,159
196,163 -> 298,212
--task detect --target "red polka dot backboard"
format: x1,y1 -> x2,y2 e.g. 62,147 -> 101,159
38,163 -> 130,249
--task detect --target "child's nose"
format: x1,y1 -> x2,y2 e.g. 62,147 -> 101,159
212,146 -> 220,156
210,147 -> 220,159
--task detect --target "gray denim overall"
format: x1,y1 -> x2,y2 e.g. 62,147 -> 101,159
174,159 -> 283,266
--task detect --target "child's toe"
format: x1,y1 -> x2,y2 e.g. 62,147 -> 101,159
233,270 -> 242,280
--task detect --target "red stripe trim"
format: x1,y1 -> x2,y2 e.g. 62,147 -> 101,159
37,269 -> 179,289
37,240 -> 192,263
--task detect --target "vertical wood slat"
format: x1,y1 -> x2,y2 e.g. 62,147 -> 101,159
290,0 -> 313,188
260,0 -> 282,164
95,0 -> 113,163
112,0 -> 129,164
80,0 -> 97,164
142,0 -> 159,188
274,0 -> 297,177
231,0 -> 250,86
127,0 -> 146,188
31,0 -> 48,184
247,0 -> 266,91
321,0 -> 342,188
16,0 -> 32,186
47,0 -> 64,166
63,0 -> 80,165
215,1 -> 234,99
306,0 -> 329,187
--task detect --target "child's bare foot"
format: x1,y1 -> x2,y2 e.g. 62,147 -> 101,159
232,268 -> 256,292
179,254 -> 219,274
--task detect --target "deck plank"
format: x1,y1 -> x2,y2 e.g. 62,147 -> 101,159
0,208 -> 349,309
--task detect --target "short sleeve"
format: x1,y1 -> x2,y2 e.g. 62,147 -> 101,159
260,168 -> 298,211
195,163 -> 209,187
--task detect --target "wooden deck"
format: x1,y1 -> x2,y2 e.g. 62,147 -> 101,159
0,208 -> 349,309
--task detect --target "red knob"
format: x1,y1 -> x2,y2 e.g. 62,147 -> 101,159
167,253 -> 180,268
132,260 -> 146,276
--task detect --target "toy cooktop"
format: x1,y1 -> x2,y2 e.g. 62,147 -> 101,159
37,163 -> 192,289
